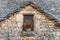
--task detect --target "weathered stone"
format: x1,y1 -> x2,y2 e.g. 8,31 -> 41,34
0,3 -> 60,40
0,0 -> 60,22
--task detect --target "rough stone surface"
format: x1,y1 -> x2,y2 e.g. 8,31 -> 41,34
0,0 -> 60,22
0,6 -> 60,40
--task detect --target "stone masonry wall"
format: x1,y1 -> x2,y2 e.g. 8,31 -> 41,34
0,6 -> 60,40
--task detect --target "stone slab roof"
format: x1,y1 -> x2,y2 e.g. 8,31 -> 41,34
0,0 -> 60,22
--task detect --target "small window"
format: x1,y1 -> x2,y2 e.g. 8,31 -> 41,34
23,15 -> 34,31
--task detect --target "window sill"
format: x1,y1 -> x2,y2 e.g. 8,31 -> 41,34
20,31 -> 37,37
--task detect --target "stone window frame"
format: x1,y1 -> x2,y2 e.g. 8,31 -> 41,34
16,12 -> 41,32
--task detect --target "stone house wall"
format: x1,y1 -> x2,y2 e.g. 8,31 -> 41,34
0,6 -> 60,40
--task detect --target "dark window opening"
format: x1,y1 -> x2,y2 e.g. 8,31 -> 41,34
23,15 -> 34,31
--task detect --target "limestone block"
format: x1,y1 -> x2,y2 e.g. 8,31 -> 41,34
16,14 -> 23,22
17,23 -> 22,31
